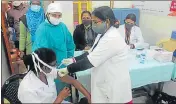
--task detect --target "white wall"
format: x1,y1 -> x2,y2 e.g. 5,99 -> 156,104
114,1 -> 132,8
92,1 -> 110,10
43,1 -> 51,12
139,13 -> 176,45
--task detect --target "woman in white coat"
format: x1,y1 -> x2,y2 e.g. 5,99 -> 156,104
118,14 -> 144,49
58,6 -> 133,103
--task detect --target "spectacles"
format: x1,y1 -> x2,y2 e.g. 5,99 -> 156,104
82,17 -> 91,20
125,21 -> 134,25
92,20 -> 102,25
50,13 -> 62,18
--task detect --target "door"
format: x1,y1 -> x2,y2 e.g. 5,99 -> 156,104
73,0 -> 92,28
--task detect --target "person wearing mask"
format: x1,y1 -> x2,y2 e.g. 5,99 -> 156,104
73,11 -> 97,51
19,0 -> 45,56
58,6 -> 132,103
18,48 -> 91,103
118,13 -> 144,49
32,3 -> 75,101
7,1 -> 28,49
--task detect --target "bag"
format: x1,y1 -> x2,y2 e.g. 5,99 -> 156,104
78,97 -> 88,104
152,91 -> 176,104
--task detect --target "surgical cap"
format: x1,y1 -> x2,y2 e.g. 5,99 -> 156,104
12,1 -> 22,6
46,3 -> 62,13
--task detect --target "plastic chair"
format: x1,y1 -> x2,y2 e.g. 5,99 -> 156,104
1,73 -> 26,104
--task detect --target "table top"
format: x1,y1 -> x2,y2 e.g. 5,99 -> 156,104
74,50 -> 175,88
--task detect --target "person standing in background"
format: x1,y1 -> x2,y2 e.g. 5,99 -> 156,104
32,3 -> 75,102
7,1 -> 28,49
118,14 -> 144,49
19,0 -> 45,56
73,11 -> 97,51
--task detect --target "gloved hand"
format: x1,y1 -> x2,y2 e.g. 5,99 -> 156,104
62,58 -> 76,66
57,68 -> 69,77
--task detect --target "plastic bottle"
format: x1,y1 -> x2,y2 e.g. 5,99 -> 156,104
140,49 -> 147,64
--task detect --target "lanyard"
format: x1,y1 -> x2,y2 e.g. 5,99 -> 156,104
91,34 -> 104,52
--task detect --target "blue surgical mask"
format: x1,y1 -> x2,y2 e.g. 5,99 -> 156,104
92,22 -> 107,34
30,5 -> 41,12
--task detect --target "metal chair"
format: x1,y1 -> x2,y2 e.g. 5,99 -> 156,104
1,73 -> 26,104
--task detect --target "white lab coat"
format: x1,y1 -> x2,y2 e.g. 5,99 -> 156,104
18,71 -> 70,103
118,24 -> 144,48
87,27 -> 132,103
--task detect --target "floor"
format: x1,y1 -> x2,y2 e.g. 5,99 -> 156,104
133,81 -> 176,103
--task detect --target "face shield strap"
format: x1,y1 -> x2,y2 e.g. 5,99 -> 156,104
32,53 -> 50,76
32,52 -> 57,71
31,54 -> 39,76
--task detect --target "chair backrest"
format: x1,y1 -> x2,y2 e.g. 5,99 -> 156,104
1,73 -> 26,104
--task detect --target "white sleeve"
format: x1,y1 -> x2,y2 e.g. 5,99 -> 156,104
18,90 -> 41,103
134,27 -> 144,48
87,30 -> 127,67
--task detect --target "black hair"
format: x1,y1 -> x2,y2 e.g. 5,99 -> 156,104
126,13 -> 136,22
81,11 -> 91,18
92,6 -> 119,28
7,16 -> 14,27
23,48 -> 56,75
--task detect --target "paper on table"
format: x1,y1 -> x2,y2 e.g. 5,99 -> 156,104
153,51 -> 173,62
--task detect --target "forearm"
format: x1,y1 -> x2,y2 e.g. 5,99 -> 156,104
74,52 -> 89,61
54,96 -> 63,104
58,75 -> 91,101
67,57 -> 93,73
72,80 -> 91,100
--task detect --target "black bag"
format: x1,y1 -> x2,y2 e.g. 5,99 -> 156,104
152,91 -> 176,104
78,97 -> 88,104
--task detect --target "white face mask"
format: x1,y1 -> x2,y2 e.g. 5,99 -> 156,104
49,16 -> 61,25
32,52 -> 58,77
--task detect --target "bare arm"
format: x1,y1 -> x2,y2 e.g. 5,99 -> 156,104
58,75 -> 91,102
54,97 -> 63,103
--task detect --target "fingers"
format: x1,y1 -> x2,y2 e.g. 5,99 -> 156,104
63,87 -> 71,96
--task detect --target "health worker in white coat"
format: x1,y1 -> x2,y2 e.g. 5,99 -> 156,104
18,48 -> 91,103
58,6 -> 133,103
118,14 -> 144,49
